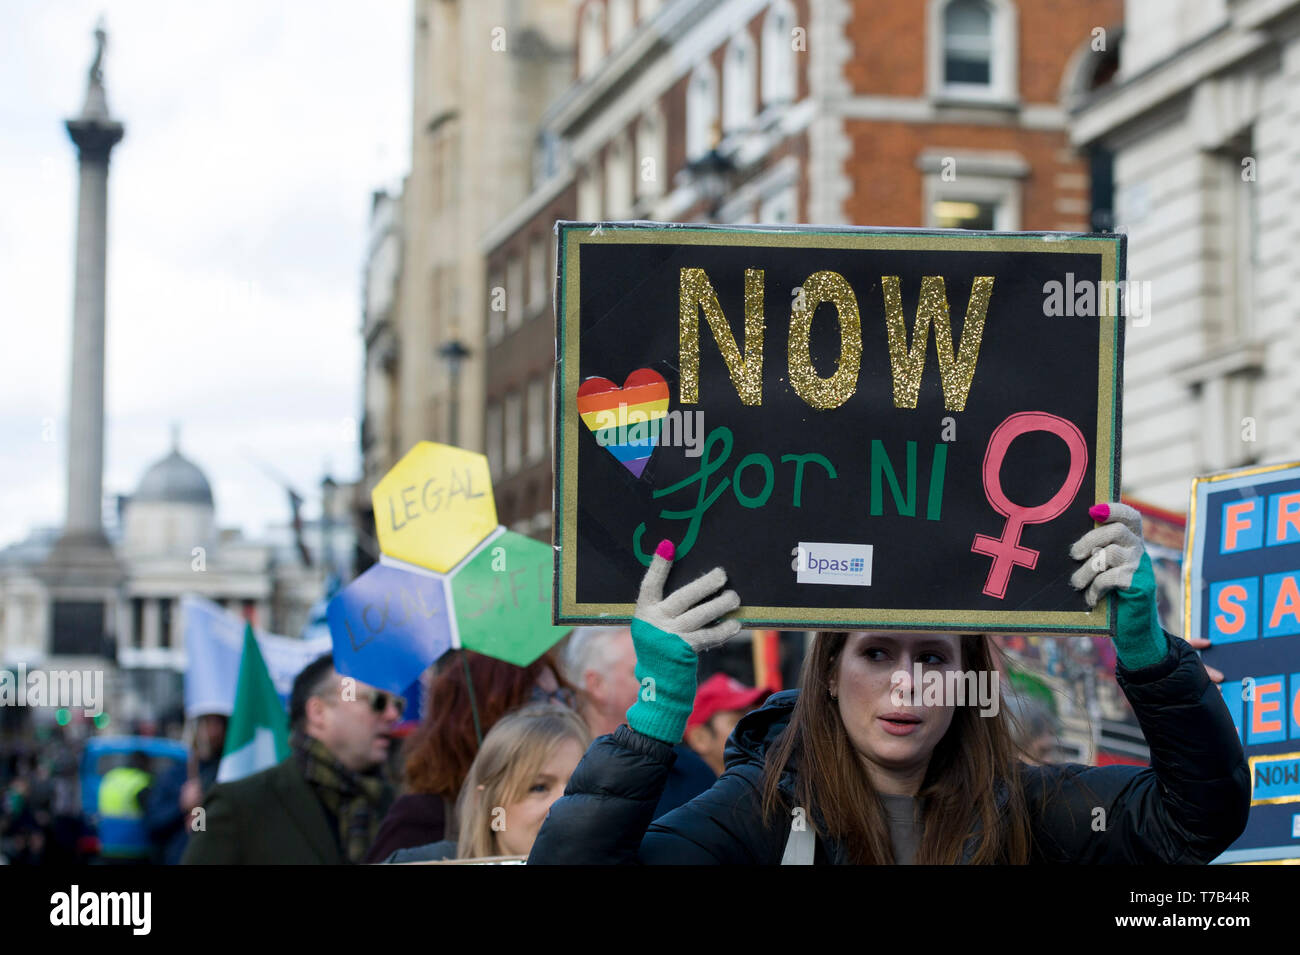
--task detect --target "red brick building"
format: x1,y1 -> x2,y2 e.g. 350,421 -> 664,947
482,0 -> 1121,535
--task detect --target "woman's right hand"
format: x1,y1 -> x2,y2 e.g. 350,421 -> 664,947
635,539 -> 741,651
625,539 -> 742,744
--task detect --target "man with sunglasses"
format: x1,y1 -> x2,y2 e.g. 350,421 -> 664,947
183,655 -> 400,865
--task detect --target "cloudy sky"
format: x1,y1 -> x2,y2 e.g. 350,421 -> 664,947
0,1 -> 411,548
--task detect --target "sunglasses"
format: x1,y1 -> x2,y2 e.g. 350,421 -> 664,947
358,688 -> 406,717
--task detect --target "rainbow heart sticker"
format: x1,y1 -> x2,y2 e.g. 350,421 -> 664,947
576,368 -> 669,478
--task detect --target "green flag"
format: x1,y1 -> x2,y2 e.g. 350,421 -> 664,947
217,623 -> 291,783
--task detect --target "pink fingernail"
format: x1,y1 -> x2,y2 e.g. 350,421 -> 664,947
655,539 -> 675,561
1088,504 -> 1110,522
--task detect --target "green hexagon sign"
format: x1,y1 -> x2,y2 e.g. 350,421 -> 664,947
450,530 -> 571,666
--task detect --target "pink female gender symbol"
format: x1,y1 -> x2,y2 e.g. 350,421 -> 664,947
971,411 -> 1089,599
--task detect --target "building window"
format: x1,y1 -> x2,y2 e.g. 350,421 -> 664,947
528,235 -> 546,311
158,598 -> 172,649
920,150 -> 1025,231
527,377 -> 547,464
760,185 -> 797,225
609,0 -> 635,50
487,270 -> 505,343
686,63 -> 719,161
578,162 -> 603,220
943,0 -> 992,85
723,33 -> 757,133
486,402 -> 503,479
636,106 -> 665,201
933,199 -> 997,229
580,3 -> 606,78
130,597 -> 144,649
605,134 -> 634,219
504,391 -> 522,475
1219,132 -> 1257,341
930,0 -> 1016,103
506,255 -> 524,330
762,1 -> 797,106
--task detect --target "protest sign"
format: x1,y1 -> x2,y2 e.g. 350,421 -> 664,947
327,443 -> 570,692
449,529 -> 572,667
182,595 -> 331,717
554,222 -> 1125,633
327,562 -> 455,695
372,441 -> 497,573
1185,461 -> 1300,863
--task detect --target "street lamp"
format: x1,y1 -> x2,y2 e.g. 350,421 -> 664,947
438,339 -> 471,447
683,147 -> 737,220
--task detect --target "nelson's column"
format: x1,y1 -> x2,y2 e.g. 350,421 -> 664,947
41,22 -> 126,659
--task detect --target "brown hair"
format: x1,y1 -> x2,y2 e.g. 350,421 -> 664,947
760,632 -> 1033,864
401,650 -> 573,802
454,703 -> 590,859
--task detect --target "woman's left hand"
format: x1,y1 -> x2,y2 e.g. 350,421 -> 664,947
1186,636 -> 1225,685
1068,502 -> 1168,670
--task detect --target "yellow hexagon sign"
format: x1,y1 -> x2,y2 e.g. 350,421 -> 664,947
372,442 -> 497,573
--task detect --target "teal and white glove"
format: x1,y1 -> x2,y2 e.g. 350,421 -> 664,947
625,539 -> 742,744
1068,501 -> 1167,669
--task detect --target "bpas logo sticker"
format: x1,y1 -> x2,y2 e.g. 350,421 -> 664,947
792,542 -> 873,586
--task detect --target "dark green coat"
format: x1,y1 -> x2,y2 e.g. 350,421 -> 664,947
180,758 -> 343,865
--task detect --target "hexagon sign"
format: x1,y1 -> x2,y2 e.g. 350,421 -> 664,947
450,530 -> 571,666
372,442 -> 497,573
327,561 -> 455,696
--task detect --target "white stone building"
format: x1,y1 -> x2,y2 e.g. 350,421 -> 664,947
1072,0 -> 1300,509
0,438 -> 350,725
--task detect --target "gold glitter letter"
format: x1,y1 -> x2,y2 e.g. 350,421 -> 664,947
788,270 -> 861,410
678,267 -> 765,406
881,275 -> 993,412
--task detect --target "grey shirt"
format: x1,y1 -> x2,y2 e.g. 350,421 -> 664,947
881,794 -> 922,865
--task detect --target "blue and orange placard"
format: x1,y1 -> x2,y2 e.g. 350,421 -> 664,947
553,221 -> 1126,632
1186,461 -> 1300,863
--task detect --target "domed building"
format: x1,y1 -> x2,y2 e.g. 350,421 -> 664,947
0,429 -> 353,727
122,442 -> 217,559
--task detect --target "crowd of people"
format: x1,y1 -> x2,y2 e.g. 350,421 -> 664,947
2,503 -> 1251,865
178,624 -> 781,864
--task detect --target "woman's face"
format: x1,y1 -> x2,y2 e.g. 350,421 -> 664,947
494,737 -> 586,857
830,632 -> 964,795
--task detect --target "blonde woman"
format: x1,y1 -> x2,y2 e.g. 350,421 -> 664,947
383,703 -> 589,863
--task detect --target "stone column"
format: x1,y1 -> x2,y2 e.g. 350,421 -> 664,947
62,31 -> 124,545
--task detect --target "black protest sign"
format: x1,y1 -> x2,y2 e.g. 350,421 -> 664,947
554,223 -> 1125,633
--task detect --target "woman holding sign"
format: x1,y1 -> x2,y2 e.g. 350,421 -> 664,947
529,503 -> 1250,864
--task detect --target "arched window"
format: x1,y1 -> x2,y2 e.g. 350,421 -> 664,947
932,0 -> 1016,101
579,2 -> 606,79
723,33 -> 757,133
944,0 -> 991,85
635,105 -> 665,201
762,0 -> 797,105
686,63 -> 718,160
609,0 -> 635,49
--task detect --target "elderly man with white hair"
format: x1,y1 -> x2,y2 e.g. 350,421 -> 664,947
559,626 -> 716,819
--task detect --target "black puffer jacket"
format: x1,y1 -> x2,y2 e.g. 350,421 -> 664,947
529,634 -> 1250,864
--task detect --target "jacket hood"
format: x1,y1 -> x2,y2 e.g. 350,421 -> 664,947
723,689 -> 799,772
